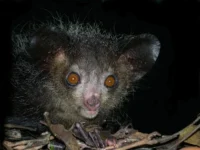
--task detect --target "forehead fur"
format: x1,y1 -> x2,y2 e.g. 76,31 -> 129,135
67,42 -> 118,72
12,17 -> 120,66
56,22 -> 120,72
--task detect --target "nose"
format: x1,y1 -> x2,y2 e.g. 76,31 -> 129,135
84,95 -> 100,111
87,96 -> 99,107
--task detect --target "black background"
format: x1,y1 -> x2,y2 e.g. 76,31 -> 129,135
0,0 -> 199,142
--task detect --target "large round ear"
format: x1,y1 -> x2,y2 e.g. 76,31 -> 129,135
117,34 -> 160,81
28,26 -> 69,62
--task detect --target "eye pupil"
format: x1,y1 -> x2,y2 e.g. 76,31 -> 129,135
105,75 -> 116,88
66,72 -> 80,86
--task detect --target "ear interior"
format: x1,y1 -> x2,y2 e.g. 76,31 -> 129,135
118,34 -> 160,81
53,49 -> 68,65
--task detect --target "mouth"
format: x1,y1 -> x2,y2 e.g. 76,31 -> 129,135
80,108 -> 99,119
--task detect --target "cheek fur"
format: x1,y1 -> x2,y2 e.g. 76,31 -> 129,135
72,84 -> 85,106
99,87 -> 109,103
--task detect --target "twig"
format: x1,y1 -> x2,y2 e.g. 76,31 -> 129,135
168,123 -> 200,150
99,132 -> 158,150
155,133 -> 179,144
3,141 -> 13,150
192,115 -> 200,125
100,128 -> 179,150
3,132 -> 53,150
102,114 -> 200,150
4,124 -> 36,132
102,137 -> 155,150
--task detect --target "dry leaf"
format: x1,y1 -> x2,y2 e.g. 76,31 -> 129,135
43,112 -> 80,150
179,125 -> 200,146
49,124 -> 80,150
180,146 -> 200,150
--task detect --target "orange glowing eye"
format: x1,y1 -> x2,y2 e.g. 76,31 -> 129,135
104,75 -> 117,88
66,72 -> 80,86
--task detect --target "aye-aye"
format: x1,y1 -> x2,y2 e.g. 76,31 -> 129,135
8,19 -> 160,129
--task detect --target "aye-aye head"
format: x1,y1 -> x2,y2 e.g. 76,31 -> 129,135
15,22 -> 160,125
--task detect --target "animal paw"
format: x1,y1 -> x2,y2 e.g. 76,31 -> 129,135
147,131 -> 161,140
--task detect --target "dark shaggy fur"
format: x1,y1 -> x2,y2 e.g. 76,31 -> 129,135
8,18 -> 160,129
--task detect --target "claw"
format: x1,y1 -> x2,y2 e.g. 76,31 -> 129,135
72,123 -> 106,148
147,131 -> 161,140
94,129 -> 105,148
105,137 -> 117,147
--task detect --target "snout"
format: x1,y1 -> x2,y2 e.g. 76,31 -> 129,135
84,95 -> 100,111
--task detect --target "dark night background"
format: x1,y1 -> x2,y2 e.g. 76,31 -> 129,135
0,0 -> 199,143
